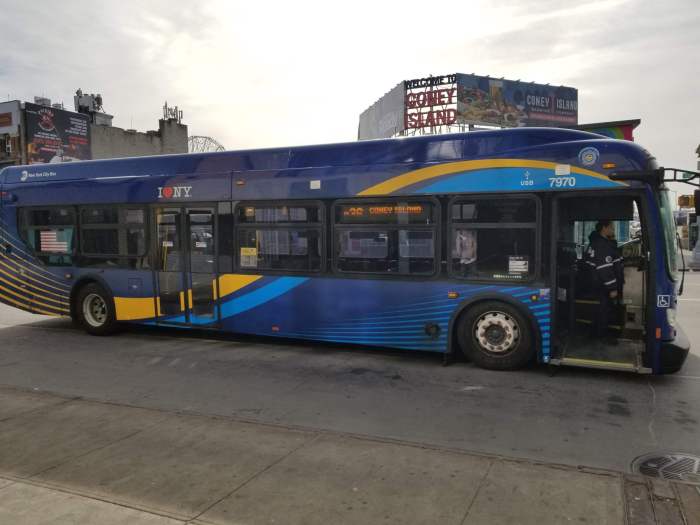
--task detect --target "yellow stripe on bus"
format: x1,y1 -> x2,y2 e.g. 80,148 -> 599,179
0,242 -> 72,287
0,282 -> 67,312
0,264 -> 69,302
217,274 -> 262,298
114,297 -> 157,321
0,258 -> 70,295
0,290 -> 65,316
8,252 -> 72,287
0,274 -> 66,306
357,158 -> 626,196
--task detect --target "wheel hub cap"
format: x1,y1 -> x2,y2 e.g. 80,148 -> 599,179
83,293 -> 107,328
474,312 -> 519,354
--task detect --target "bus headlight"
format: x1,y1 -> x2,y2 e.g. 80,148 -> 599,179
666,308 -> 677,328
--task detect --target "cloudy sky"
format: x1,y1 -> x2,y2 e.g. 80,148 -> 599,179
2,0 -> 699,174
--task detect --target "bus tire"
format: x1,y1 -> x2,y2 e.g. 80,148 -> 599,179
458,301 -> 533,370
75,283 -> 118,336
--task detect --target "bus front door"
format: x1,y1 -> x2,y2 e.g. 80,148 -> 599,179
155,207 -> 219,327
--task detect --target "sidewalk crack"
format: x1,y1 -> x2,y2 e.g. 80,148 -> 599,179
189,432 -> 321,521
0,395 -> 77,424
460,459 -> 494,525
27,416 -> 164,480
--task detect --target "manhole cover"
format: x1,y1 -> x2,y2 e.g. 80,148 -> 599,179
632,453 -> 700,485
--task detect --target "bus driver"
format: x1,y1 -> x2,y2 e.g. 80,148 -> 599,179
585,221 -> 624,342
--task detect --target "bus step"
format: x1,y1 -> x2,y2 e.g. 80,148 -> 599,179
550,338 -> 652,374
551,357 -> 638,372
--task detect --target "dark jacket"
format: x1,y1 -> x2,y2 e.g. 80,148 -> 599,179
584,231 -> 624,292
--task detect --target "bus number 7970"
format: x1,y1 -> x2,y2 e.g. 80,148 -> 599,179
549,176 -> 576,188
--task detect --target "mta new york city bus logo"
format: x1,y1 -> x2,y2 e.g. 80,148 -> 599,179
157,185 -> 192,199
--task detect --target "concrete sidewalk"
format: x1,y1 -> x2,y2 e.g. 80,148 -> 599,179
0,386 -> 697,525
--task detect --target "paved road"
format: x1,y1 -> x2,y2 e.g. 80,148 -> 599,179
0,273 -> 699,473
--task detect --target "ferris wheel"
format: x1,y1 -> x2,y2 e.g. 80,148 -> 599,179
188,136 -> 225,153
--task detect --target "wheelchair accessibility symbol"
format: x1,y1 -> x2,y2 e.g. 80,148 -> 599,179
657,295 -> 671,308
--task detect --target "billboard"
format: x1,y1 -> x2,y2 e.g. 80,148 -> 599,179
24,102 -> 91,164
358,82 -> 405,140
456,74 -> 578,128
358,73 -> 579,139
0,101 -> 21,135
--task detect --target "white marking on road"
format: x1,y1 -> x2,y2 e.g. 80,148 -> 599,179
460,386 -> 484,392
189,362 -> 198,369
168,358 -> 181,367
147,357 -> 163,365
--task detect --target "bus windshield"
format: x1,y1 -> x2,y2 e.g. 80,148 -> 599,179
658,188 -> 679,279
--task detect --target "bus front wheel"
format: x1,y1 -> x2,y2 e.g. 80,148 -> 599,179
75,283 -> 118,336
458,301 -> 533,370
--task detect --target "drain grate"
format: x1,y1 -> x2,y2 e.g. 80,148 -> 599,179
632,453 -> 700,485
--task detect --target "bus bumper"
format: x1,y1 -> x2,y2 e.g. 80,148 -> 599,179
659,325 -> 690,374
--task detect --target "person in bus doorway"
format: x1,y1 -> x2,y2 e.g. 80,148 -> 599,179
585,221 -> 624,343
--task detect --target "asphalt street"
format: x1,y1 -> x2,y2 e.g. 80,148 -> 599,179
0,273 -> 699,473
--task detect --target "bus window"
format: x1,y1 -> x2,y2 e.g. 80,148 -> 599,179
235,202 -> 323,272
78,206 -> 148,269
157,210 -> 182,272
20,207 -> 76,266
450,197 -> 537,281
334,200 -> 437,276
238,229 -> 321,271
237,204 -> 320,224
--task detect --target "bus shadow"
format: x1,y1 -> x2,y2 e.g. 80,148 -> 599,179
4,316 -> 696,381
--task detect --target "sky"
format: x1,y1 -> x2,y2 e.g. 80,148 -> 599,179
1,0 -> 699,177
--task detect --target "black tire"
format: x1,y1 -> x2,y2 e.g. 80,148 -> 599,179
74,283 -> 118,336
457,301 -> 534,370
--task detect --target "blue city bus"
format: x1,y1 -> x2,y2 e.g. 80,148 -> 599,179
0,128 -> 693,374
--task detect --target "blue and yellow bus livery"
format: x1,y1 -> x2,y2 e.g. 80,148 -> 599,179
0,128 -> 691,374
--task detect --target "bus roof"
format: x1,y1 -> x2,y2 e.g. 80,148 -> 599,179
1,127 -> 620,185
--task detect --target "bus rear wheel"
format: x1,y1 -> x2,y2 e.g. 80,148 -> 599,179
458,301 -> 533,370
75,283 -> 118,336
